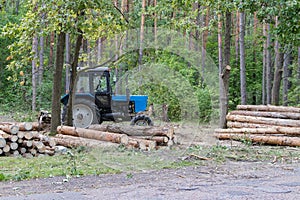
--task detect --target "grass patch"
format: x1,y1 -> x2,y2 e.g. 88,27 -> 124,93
0,144 -> 299,182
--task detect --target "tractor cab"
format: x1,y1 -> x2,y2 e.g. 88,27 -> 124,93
61,67 -> 153,128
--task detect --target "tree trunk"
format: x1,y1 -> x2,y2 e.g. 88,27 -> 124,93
262,23 -> 267,104
252,12 -> 258,104
218,13 -> 227,128
66,32 -> 83,126
138,0 -> 146,70
65,33 -> 71,93
153,0 -> 157,50
219,11 -> 231,129
283,51 -> 292,106
50,32 -> 66,133
49,32 -> 55,67
39,36 -> 44,85
271,17 -> 284,105
297,47 -> 300,104
239,11 -> 247,105
201,7 -> 209,83
235,11 -> 239,67
266,24 -> 272,104
32,36 -> 38,111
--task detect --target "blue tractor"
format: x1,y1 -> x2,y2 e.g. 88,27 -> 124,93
61,67 -> 153,128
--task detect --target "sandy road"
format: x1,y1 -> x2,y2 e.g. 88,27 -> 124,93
0,161 -> 299,200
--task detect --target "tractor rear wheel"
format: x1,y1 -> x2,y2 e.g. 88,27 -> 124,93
73,99 -> 99,128
130,115 -> 153,126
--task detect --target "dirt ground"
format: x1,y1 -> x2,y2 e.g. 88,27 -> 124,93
0,119 -> 299,199
0,159 -> 299,200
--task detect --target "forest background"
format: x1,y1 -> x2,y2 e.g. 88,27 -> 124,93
0,0 -> 299,131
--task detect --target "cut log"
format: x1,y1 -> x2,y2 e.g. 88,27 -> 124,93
29,148 -> 37,156
9,135 -> 19,142
0,148 -> 3,155
32,141 -> 45,150
0,125 -> 19,134
215,133 -> 300,147
3,145 -> 10,153
19,147 -> 27,154
17,131 -> 25,139
53,134 -> 119,148
17,138 -> 23,144
0,130 -> 10,139
9,142 -> 18,150
229,110 -> 300,120
237,105 -> 300,113
227,121 -> 275,128
33,134 -> 56,147
88,124 -> 174,139
13,150 -> 20,157
215,127 -> 300,136
226,114 -> 300,127
132,136 -> 169,144
0,136 -> 6,148
23,140 -> 33,147
0,122 -> 33,131
57,126 -> 127,144
43,149 -> 55,156
17,122 -> 33,131
22,153 -> 34,158
24,132 -> 34,140
126,137 -> 157,150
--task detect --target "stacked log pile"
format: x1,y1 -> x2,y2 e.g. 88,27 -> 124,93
215,105 -> 300,147
55,124 -> 176,150
0,122 -> 56,157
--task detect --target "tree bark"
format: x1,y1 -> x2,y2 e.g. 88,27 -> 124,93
49,32 -> 55,68
65,33 -> 71,92
201,7 -> 209,83
50,31 -> 66,133
39,36 -> 44,85
32,36 -> 38,111
138,0 -> 146,70
0,125 -> 19,134
88,124 -> 174,139
236,104 -> 300,113
229,110 -> 300,120
218,13 -> 224,128
239,11 -> 247,105
66,31 -> 83,126
283,51 -> 292,106
215,127 -> 300,136
271,17 -> 284,105
57,126 -> 128,144
262,23 -> 267,104
215,133 -> 300,147
266,24 -> 272,104
54,134 -> 119,148
226,114 -> 300,127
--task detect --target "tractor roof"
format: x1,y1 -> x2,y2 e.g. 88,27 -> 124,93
78,66 -> 109,73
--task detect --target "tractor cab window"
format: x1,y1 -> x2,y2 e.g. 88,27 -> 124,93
93,73 -> 108,93
76,74 -> 89,93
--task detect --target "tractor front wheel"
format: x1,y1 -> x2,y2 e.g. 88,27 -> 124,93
130,115 -> 153,126
73,99 -> 99,128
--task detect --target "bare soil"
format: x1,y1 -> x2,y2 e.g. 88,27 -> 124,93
0,160 -> 299,200
0,121 -> 299,199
